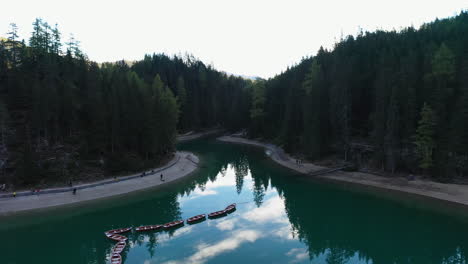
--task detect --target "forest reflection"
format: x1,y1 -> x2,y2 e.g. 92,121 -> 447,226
106,141 -> 468,264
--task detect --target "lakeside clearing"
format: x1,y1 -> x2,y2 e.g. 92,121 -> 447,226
0,151 -> 199,215
217,135 -> 468,208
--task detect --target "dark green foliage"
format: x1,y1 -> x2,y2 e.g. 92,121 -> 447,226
176,76 -> 188,131
4,11 -> 468,184
302,58 -> 329,159
17,141 -> 41,185
131,54 -> 251,132
249,11 -> 468,180
414,103 -> 436,170
249,81 -> 266,137
0,19 -> 250,187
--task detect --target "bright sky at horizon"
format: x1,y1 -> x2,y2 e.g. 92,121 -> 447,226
1,0 -> 467,78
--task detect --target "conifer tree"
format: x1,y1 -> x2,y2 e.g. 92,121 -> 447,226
176,76 -> 187,131
51,24 -> 62,55
6,23 -> 18,41
158,87 -> 179,154
66,34 -> 83,58
302,59 -> 327,159
414,103 -> 436,169
6,23 -> 19,64
249,81 -> 266,137
29,18 -> 43,50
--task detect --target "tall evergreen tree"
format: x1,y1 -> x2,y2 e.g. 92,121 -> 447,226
249,81 -> 266,137
176,76 -> 188,132
302,59 -> 328,159
414,103 -> 436,170
51,23 -> 62,55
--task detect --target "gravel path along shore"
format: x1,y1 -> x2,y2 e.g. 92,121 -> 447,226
0,151 -> 199,215
218,135 -> 468,209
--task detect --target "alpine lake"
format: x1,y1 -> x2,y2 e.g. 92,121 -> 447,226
1,138 -> 468,264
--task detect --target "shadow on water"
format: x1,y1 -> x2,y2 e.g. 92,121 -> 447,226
1,137 -> 468,264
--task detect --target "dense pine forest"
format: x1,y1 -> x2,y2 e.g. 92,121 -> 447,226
2,12 -> 468,188
250,11 -> 468,181
0,18 -> 250,187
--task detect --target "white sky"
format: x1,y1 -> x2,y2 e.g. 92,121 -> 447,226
1,0 -> 467,78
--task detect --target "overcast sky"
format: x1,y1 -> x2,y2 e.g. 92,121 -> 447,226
1,0 -> 466,78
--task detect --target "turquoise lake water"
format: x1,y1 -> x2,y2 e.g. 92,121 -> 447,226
1,138 -> 468,264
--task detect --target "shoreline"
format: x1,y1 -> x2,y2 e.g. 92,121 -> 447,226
0,126 -> 213,200
0,151 -> 199,215
217,135 -> 468,209
177,128 -> 224,142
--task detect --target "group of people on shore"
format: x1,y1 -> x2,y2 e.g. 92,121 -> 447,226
295,159 -> 303,166
140,169 -> 165,181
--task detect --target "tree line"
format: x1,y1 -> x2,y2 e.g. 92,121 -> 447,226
0,18 -> 250,187
247,11 -> 468,181
2,12 -> 468,186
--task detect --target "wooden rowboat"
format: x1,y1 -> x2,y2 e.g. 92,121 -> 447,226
104,227 -> 131,236
163,220 -> 184,229
135,225 -> 163,232
187,214 -> 206,224
110,253 -> 122,264
112,241 -> 126,255
225,203 -> 236,213
107,234 -> 128,242
208,210 -> 227,218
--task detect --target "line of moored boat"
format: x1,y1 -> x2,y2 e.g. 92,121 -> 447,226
104,203 -> 236,264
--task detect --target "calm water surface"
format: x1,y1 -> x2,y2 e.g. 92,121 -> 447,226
1,138 -> 468,264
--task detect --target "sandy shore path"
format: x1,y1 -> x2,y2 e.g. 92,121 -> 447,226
0,151 -> 199,215
218,135 -> 468,208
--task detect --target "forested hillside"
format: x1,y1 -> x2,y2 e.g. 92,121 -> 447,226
2,12 -> 467,187
0,19 -> 250,187
131,55 -> 251,131
249,11 -> 468,181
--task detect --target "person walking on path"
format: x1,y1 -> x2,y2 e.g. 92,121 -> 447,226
72,188 -> 77,195
160,173 -> 164,181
